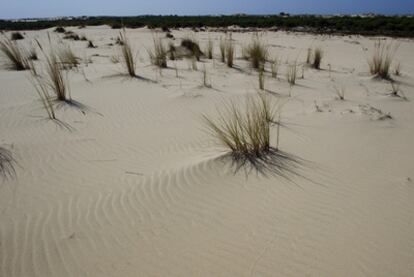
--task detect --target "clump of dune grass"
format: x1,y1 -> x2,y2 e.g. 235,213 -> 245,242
202,93 -> 279,158
11,32 -> 24,40
0,35 -> 30,70
312,47 -> 323,69
28,46 -> 38,60
389,81 -> 406,99
258,66 -> 265,90
226,37 -> 234,68
333,84 -> 345,100
181,37 -> 202,61
148,35 -> 167,68
31,73 -> 57,119
54,27 -> 66,33
0,146 -> 16,180
58,45 -> 79,69
244,34 -> 268,69
368,40 -> 398,79
206,37 -> 213,59
87,40 -> 96,48
119,29 -> 136,77
168,42 -> 176,60
219,36 -> 226,63
286,62 -> 297,86
35,39 -> 70,102
394,61 -> 401,76
306,48 -> 312,64
270,57 -> 280,78
202,65 -> 211,88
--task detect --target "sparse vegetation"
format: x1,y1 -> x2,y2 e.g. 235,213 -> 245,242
206,37 -> 213,59
202,65 -> 211,88
0,146 -> 16,180
35,39 -> 70,102
202,93 -> 279,158
87,40 -> 96,48
286,62 -> 298,86
219,36 -> 226,63
270,57 -> 280,78
258,66 -> 265,90
312,47 -> 323,69
394,61 -> 401,76
54,26 -> 66,33
368,40 -> 398,79
181,37 -> 202,61
168,42 -> 176,60
119,29 -> 136,77
148,35 -> 167,68
0,35 -> 30,70
226,36 -> 234,68
333,84 -> 346,100
11,32 -> 24,40
244,34 -> 268,69
28,46 -> 38,60
58,45 -> 79,69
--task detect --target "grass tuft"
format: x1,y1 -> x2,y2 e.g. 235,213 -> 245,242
312,47 -> 323,69
0,35 -> 30,70
219,36 -> 226,63
11,32 -> 24,40
206,36 -> 214,59
148,35 -> 167,68
368,40 -> 398,79
202,93 -> 280,158
0,147 -> 16,180
119,28 -> 136,77
286,62 -> 297,86
58,45 -> 79,69
244,34 -> 268,69
225,35 -> 234,68
181,37 -> 202,61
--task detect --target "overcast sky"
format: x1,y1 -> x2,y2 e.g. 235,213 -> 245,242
1,0 -> 413,19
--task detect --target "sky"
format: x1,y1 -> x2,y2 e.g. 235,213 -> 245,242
0,0 -> 413,19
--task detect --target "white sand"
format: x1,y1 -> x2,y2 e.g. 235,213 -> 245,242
1,26 -> 414,276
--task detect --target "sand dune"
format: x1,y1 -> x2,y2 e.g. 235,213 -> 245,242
1,26 -> 414,276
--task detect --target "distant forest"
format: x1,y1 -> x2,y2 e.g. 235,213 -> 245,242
1,15 -> 413,37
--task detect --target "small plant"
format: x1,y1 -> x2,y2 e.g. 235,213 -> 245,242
312,47 -> 323,69
202,65 -> 211,88
0,147 -> 16,180
181,37 -> 202,61
0,35 -> 30,70
226,37 -> 234,68
270,57 -> 280,78
245,34 -> 268,69
58,45 -> 79,69
119,28 -> 136,77
148,35 -> 167,68
168,42 -> 176,60
394,61 -> 401,76
206,37 -> 213,59
333,84 -> 346,100
389,81 -> 406,99
87,40 -> 96,48
258,66 -> 265,90
11,32 -> 24,40
63,31 -> 80,41
202,93 -> 279,158
306,48 -> 311,64
35,39 -> 70,102
31,73 -> 57,120
286,62 -> 297,86
28,46 -> 38,60
54,26 -> 66,33
219,36 -> 227,63
368,40 -> 398,79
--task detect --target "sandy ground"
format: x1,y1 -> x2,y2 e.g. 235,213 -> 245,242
1,26 -> 414,276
